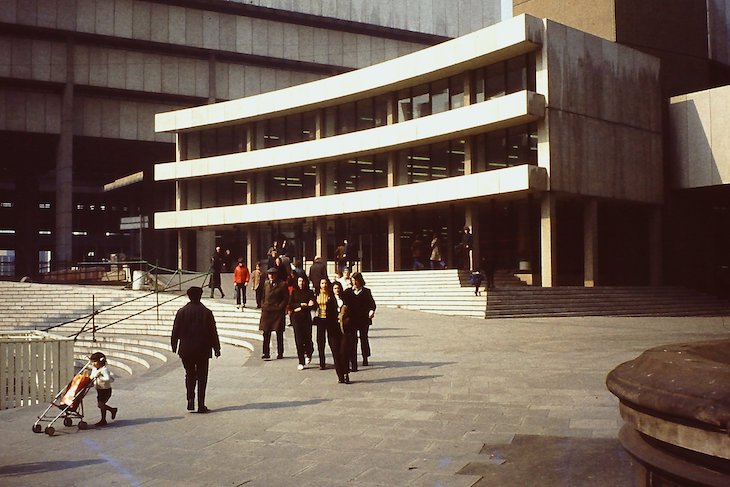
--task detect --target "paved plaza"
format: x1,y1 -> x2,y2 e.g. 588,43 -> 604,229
1,307 -> 728,486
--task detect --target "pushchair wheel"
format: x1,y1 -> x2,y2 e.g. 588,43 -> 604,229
78,421 -> 88,430
63,417 -> 73,427
32,424 -> 42,433
45,426 -> 55,436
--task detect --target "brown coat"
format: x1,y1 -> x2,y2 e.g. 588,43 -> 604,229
258,279 -> 289,332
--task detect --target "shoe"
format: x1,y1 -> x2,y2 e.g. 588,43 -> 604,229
351,366 -> 358,372
344,374 -> 351,384
297,364 -> 305,370
362,359 -> 369,366
198,406 -> 210,414
221,293 -> 225,298
319,365 -> 326,370
306,356 -> 312,365
261,355 -> 270,360
95,420 -> 108,426
187,399 -> 195,410
276,355 -> 283,359
111,407 -> 118,420
338,377 -> 345,384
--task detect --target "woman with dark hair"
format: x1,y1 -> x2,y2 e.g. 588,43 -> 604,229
313,278 -> 346,382
332,280 -> 351,384
342,271 -> 376,370
289,275 -> 315,370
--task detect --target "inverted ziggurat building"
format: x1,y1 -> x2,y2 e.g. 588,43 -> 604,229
4,1 -> 730,294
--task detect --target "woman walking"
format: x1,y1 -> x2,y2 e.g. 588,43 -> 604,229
342,272 -> 376,371
288,275 -> 315,370
314,278 -> 349,382
332,281 -> 351,384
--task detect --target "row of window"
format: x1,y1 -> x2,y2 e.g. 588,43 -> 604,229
182,53 -> 537,161
0,203 -> 129,211
180,123 -> 537,210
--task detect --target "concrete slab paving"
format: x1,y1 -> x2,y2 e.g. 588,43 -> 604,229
1,307 -> 729,486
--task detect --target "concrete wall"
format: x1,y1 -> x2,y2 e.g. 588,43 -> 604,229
543,20 -> 662,203
669,85 -> 730,189
225,0 -> 503,37
0,0 -> 428,70
514,0 -> 617,40
709,0 -> 730,66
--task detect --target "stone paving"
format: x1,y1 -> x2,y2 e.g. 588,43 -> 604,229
1,307 -> 728,486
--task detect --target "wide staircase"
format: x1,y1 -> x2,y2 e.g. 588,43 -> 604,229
0,282 -> 260,379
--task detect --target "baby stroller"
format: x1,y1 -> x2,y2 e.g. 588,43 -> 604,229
32,360 -> 95,436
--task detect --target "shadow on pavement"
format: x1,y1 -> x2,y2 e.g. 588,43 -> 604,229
356,374 -> 441,384
214,399 -> 332,412
458,434 -> 637,487
0,459 -> 106,477
367,360 -> 455,369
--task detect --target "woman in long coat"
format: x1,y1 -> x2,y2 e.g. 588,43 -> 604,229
342,272 -> 376,371
289,275 -> 315,369
258,267 -> 289,359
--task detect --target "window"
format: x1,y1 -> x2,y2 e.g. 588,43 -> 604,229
0,249 -> 15,277
265,165 -> 316,202
474,123 -> 538,172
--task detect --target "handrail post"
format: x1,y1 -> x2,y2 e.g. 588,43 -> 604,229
92,294 -> 96,342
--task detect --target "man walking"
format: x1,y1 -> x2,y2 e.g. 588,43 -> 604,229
171,286 -> 221,413
259,267 -> 289,359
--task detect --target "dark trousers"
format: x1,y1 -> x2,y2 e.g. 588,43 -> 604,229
255,286 -> 263,308
234,283 -> 247,306
181,355 -> 209,408
262,330 -> 284,358
344,331 -> 357,372
292,314 -> 313,365
356,324 -> 371,364
313,317 -> 329,367
325,320 -> 346,380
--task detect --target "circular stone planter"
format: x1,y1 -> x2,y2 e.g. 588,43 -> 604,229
606,339 -> 730,486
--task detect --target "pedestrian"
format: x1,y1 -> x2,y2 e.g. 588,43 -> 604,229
337,267 -> 352,290
89,352 -> 118,426
470,268 -> 484,296
252,262 -> 263,308
482,256 -> 495,290
267,241 -> 279,269
430,232 -> 443,269
308,256 -> 328,291
259,267 -> 289,360
342,272 -> 376,370
332,280 -> 351,384
461,226 -> 473,270
411,235 -> 426,270
335,239 -> 349,272
208,247 -> 225,298
289,275 -> 315,370
171,286 -> 221,413
233,258 -> 250,309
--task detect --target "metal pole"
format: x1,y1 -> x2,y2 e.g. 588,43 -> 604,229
92,294 -> 96,342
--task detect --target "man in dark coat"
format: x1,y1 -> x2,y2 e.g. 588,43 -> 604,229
308,256 -> 327,290
258,267 -> 289,359
171,286 -> 221,413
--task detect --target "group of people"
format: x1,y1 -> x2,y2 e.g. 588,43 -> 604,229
258,261 -> 376,385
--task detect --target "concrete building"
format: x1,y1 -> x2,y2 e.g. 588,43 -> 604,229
0,0 -> 503,278
154,14 -> 663,287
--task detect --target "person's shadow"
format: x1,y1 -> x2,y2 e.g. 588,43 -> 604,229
213,399 -> 330,413
0,459 -> 106,477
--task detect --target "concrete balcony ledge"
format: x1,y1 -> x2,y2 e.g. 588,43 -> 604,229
606,339 -> 730,485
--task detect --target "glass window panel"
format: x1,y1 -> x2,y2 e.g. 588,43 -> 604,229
286,114 -> 303,144
449,74 -> 465,109
232,173 -> 248,205
397,88 -> 412,122
302,111 -> 317,141
265,117 -> 285,147
449,139 -> 465,176
529,123 -> 538,165
397,150 -> 411,185
507,126 -> 526,165
302,165 -> 317,198
373,153 -> 388,188
254,121 -> 266,149
356,98 -> 375,130
431,142 -> 449,180
473,134 -> 487,173
506,55 -> 527,94
374,94 -> 389,127
485,62 -> 506,100
431,78 -> 449,114
338,102 -> 356,134
216,176 -> 232,207
412,83 -> 430,119
527,53 -> 537,92
473,69 -> 485,103
486,130 -> 507,170
233,125 -> 248,152
410,145 -> 431,183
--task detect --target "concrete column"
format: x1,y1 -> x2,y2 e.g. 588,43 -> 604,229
208,52 -> 216,103
315,218 -> 328,262
649,206 -> 662,286
583,198 -> 599,287
197,230 -> 216,272
246,226 -> 258,268
388,213 -> 401,272
55,39 -> 74,268
465,205 -> 478,270
540,193 -> 557,287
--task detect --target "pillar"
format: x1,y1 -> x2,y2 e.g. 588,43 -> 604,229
649,206 -> 662,286
540,193 -> 557,287
388,213 -> 401,272
584,199 -> 599,287
315,218 -> 328,262
55,39 -> 74,269
196,230 -> 216,272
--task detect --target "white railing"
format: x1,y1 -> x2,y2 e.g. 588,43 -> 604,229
0,331 -> 74,409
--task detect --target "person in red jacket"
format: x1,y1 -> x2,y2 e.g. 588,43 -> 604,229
233,258 -> 251,309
